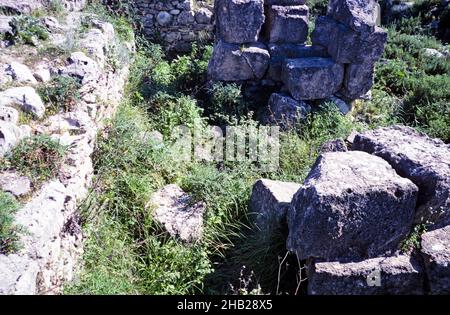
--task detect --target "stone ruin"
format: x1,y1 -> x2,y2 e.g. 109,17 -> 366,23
251,125 -> 450,295
207,0 -> 387,122
134,0 -> 214,52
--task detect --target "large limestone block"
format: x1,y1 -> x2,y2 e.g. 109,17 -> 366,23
340,61 -> 375,100
308,255 -> 425,295
250,178 -> 302,230
265,5 -> 309,44
148,184 -> 205,242
353,125 -> 450,228
287,151 -> 418,261
60,52 -> 100,84
421,225 -> 450,295
312,16 -> 387,64
0,86 -> 45,118
207,41 -> 270,81
264,92 -> 310,128
215,0 -> 265,44
267,44 -> 328,81
282,57 -> 344,100
327,0 -> 378,32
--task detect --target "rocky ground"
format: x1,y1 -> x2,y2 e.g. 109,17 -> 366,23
0,0 -> 448,296
0,0 -> 133,294
252,125 -> 449,294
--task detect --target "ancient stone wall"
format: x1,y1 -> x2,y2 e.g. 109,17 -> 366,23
207,0 -> 387,125
251,125 -> 450,295
0,1 -> 133,294
134,0 -> 214,52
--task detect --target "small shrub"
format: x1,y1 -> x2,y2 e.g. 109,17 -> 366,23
84,1 -> 135,42
0,192 -> 20,254
206,82 -> 249,125
148,92 -> 206,137
400,224 -> 427,254
47,0 -> 65,17
7,16 -> 49,46
147,43 -> 212,96
8,135 -> 67,182
353,89 -> 402,128
308,0 -> 328,16
38,76 -> 81,113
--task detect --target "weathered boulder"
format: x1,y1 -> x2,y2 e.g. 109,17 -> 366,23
265,92 -> 310,127
287,151 -> 418,261
3,62 -> 37,85
0,0 -> 43,14
156,11 -> 172,26
0,171 -> 32,197
319,138 -> 348,153
78,29 -> 109,65
331,26 -> 387,64
423,48 -> 445,59
311,16 -> 339,49
340,61 -> 375,99
60,52 -> 100,84
208,41 -> 270,81
312,16 -> 387,64
33,64 -> 51,83
61,0 -> 86,12
0,16 -> 13,36
0,106 -> 19,124
90,19 -> 115,42
282,57 -> 344,100
308,255 -> 424,295
353,126 -> 450,228
0,86 -> 45,118
177,11 -> 195,25
215,0 -> 265,43
195,7 -> 213,24
265,5 -> 309,44
250,178 -> 302,231
267,44 -> 328,81
421,225 -> 450,295
41,16 -> 61,31
0,122 -> 31,157
0,254 -> 39,295
148,184 -> 205,242
327,0 -> 378,33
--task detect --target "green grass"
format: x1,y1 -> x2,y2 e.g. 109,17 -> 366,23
6,16 -> 49,46
38,76 -> 81,114
7,135 -> 67,182
67,2 -> 450,295
83,1 -> 135,43
66,46 -> 357,293
0,192 -> 20,254
366,25 -> 450,141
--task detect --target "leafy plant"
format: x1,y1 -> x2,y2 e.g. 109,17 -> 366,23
38,76 -> 81,113
8,135 -> 67,182
206,82 -> 249,125
400,224 -> 427,254
0,192 -> 21,254
7,16 -> 49,46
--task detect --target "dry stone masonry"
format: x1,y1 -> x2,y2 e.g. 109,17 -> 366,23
251,125 -> 450,294
0,1 -> 133,294
287,151 -> 418,262
207,0 -> 387,124
147,184 -> 206,242
134,0 -> 214,52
